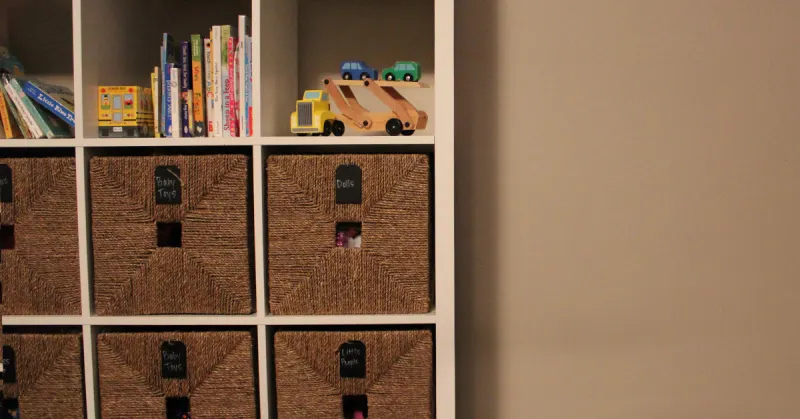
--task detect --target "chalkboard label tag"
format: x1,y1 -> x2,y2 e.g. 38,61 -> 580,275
339,341 -> 366,378
335,164 -> 362,204
161,341 -> 187,379
0,165 -> 11,203
155,166 -> 181,205
3,346 -> 16,384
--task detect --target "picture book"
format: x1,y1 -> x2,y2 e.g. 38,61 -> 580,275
22,80 -> 75,127
204,37 -> 214,137
2,87 -> 30,138
170,66 -> 180,138
238,15 -> 250,137
3,75 -> 44,138
152,67 -> 160,137
228,35 -> 238,137
180,41 -> 191,137
245,35 -> 253,137
191,34 -> 205,136
164,63 -> 173,137
0,85 -> 21,138
221,25 -> 233,137
10,77 -> 71,138
161,34 -> 176,136
212,26 -> 223,137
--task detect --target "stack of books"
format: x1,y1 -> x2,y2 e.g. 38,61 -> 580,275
0,73 -> 75,139
154,15 -> 253,139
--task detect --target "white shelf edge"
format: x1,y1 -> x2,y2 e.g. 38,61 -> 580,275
0,135 -> 434,148
2,312 -> 437,326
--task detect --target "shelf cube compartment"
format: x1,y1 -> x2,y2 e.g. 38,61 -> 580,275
2,332 -> 85,418
96,330 -> 258,418
0,157 -> 81,315
274,329 -> 434,418
267,154 -> 432,315
89,154 -> 254,315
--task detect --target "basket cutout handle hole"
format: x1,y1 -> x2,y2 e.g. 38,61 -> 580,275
2,398 -> 19,417
336,222 -> 362,248
343,395 -> 368,419
0,225 -> 14,250
165,397 -> 190,419
157,222 -> 182,248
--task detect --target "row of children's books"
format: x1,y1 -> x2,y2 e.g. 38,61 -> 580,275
0,73 -> 75,139
154,15 -> 253,138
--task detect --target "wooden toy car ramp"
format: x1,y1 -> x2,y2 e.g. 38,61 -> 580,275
322,78 -> 430,136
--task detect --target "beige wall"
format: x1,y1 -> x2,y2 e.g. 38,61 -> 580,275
455,1 -> 800,417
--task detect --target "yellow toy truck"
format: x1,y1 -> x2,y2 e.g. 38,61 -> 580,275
98,86 -> 154,137
291,90 -> 346,136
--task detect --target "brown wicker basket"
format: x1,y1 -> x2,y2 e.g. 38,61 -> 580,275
267,154 -> 431,315
0,157 -> 81,315
274,329 -> 433,418
2,333 -> 85,418
96,331 -> 257,418
90,155 -> 254,315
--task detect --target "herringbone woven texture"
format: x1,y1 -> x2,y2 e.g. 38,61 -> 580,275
267,154 -> 431,315
0,157 -> 80,315
274,330 -> 433,418
97,331 -> 257,418
90,155 -> 253,315
2,333 -> 85,418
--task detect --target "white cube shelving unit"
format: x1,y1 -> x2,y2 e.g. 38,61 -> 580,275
1,0 -> 454,417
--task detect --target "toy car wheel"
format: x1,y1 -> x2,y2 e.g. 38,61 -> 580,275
296,133 -> 308,136
343,72 -> 352,80
385,73 -> 395,81
404,73 -> 414,81
322,120 -> 333,136
402,130 -> 415,136
360,72 -> 370,80
332,120 -> 346,136
386,118 -> 403,136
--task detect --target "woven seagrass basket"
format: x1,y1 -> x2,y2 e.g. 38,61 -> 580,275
274,329 -> 433,418
267,154 -> 431,315
90,154 -> 254,315
0,157 -> 81,315
2,333 -> 85,418
97,331 -> 257,418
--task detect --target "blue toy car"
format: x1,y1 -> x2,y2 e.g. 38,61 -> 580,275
340,61 -> 378,80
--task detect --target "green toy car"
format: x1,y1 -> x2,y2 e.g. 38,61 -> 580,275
382,61 -> 421,82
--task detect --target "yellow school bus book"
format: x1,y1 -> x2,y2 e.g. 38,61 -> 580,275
98,86 -> 155,137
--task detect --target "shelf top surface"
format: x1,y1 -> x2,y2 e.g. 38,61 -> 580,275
0,135 -> 434,148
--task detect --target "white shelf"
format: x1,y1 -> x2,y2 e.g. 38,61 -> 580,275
1,0 -> 454,417
3,313 -> 437,327
1,135 -> 434,148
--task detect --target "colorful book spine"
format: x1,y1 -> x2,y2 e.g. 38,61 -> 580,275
170,66 -> 181,139
180,41 -> 191,137
190,34 -> 205,136
228,36 -> 238,137
0,86 -> 19,138
22,82 -> 76,127
164,63 -> 173,137
245,35 -> 253,137
2,87 -> 30,139
221,25 -> 232,137
161,34 -> 176,136
152,67 -> 160,138
212,26 -> 223,137
238,15 -> 249,137
204,37 -> 214,137
6,77 -> 51,138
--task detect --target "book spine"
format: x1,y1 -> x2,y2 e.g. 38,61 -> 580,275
22,82 -> 76,127
228,36 -> 238,137
4,79 -> 44,138
238,15 -> 248,137
191,34 -> 205,136
164,64 -> 173,137
152,67 -> 160,138
170,67 -> 181,138
2,88 -> 30,138
221,25 -> 231,137
9,78 -> 52,138
204,37 -> 214,137
0,87 -> 15,138
180,41 -> 191,137
245,35 -> 252,137
212,26 -> 223,137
